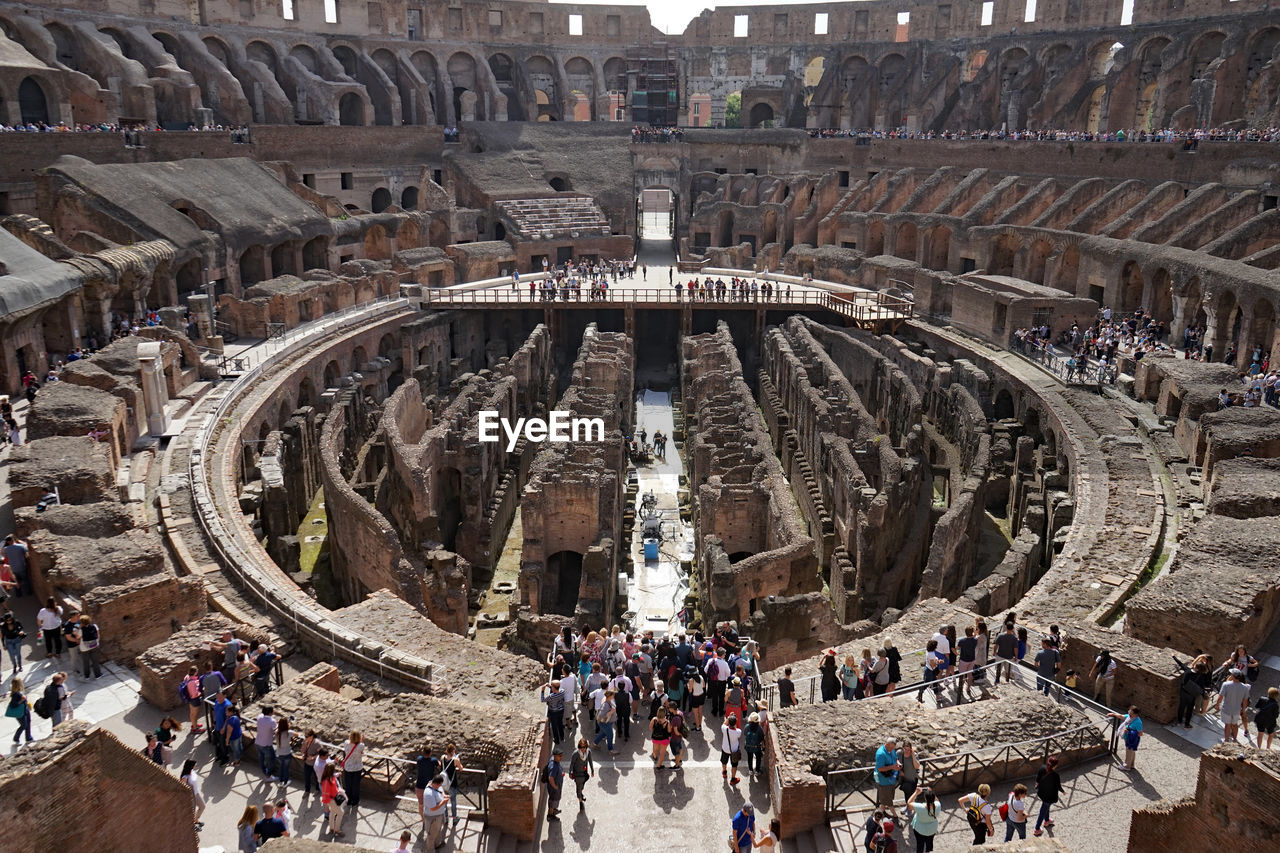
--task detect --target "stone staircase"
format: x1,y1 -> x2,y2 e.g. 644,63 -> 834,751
498,196 -> 611,239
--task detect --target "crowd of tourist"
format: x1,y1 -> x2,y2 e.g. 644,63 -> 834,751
804,126 -> 1280,144
674,275 -> 795,303
632,126 -> 685,143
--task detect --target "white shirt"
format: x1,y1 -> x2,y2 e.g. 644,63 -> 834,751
589,686 -> 608,712
314,755 -> 330,782
611,674 -> 633,695
560,673 -> 578,700
344,741 -> 365,772
932,633 -> 950,658
720,725 -> 741,753
37,607 -> 63,631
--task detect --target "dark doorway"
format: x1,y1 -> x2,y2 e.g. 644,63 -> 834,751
18,77 -> 50,125
439,467 -> 462,551
548,550 -> 584,616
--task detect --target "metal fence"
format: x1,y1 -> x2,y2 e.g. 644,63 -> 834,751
1011,338 -> 1117,386
824,712 -> 1118,819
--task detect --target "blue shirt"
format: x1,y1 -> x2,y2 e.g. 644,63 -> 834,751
732,809 -> 755,848
213,697 -> 232,731
874,744 -> 899,786
546,758 -> 564,788
225,714 -> 243,740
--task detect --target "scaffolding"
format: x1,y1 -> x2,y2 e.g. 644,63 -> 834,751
627,42 -> 679,126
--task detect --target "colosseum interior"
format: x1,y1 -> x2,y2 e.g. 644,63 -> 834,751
2,0 -> 1280,851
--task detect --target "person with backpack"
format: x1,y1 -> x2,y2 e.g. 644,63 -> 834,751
180,666 -> 205,733
569,737 -> 594,806
39,671 -> 71,727
441,743 -> 464,824
1033,756 -> 1062,836
1034,638 -> 1061,696
1002,782 -> 1029,841
742,711 -> 765,776
958,783 -> 994,844
906,787 -> 938,852
1109,706 -> 1144,770
1255,686 -> 1280,750
869,818 -> 898,853
543,745 -> 565,821
725,676 -> 748,723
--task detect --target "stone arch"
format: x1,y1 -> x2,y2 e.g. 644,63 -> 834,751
865,219 -> 885,256
371,187 -> 392,213
534,87 -> 555,121
323,359 -> 343,389
1119,260 -> 1144,313
302,236 -> 329,271
877,53 -> 908,128
175,258 -> 202,298
448,51 -> 482,121
993,388 -> 1015,421
1247,27 -> 1280,85
1179,275 -> 1205,334
747,102 -> 775,128
297,376 -> 316,408
351,345 -> 368,372
1026,238 -> 1052,285
290,44 -> 320,74
546,550 -> 584,617
401,186 -> 419,210
1248,297 -> 1277,365
202,35 -> 232,66
926,225 -> 951,271
1040,43 -> 1074,85
278,396 -> 295,426
989,234 -> 1020,276
410,51 -> 440,121
246,40 -> 279,72
839,55 -> 873,128
338,92 -> 364,125
1148,267 -> 1173,324
1213,289 -> 1241,362
603,57 -> 626,94
564,56 -> 595,120
364,224 -> 391,260
893,220 -> 917,261
331,44 -> 358,78
239,245 -> 267,286
1189,31 -> 1227,79
1055,243 -> 1080,293
527,55 -> 559,121
17,76 -> 51,125
270,242 -> 296,277
1089,40 -> 1122,78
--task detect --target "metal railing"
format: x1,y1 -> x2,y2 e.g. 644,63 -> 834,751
203,682 -> 488,815
824,712 -> 1117,818
185,293 -> 450,697
1011,338 -> 1117,386
421,284 -> 913,323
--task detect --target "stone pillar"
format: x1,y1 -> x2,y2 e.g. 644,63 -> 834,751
137,341 -> 170,436
1201,306 -> 1220,360
1169,294 -> 1189,346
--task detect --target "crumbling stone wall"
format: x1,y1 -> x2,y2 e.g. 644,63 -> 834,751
683,321 -> 820,642
1129,745 -> 1280,853
519,323 -> 633,625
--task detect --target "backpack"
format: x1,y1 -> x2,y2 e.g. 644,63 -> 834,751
540,761 -> 553,786
179,677 -> 200,704
727,687 -> 743,707
32,696 -> 50,719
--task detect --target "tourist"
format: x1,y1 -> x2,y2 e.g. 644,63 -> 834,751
906,787 -> 938,852
1109,706 -> 1144,770
651,705 -> 673,767
956,626 -> 979,700
313,746 -> 331,798
974,619 -> 990,673
320,762 -> 345,836
2,535 -> 29,597
441,743 -> 464,823
720,712 -> 743,784
222,704 -> 244,767
859,648 -> 875,696
569,736 -> 594,805
252,643 -> 277,697
885,640 -> 904,693
341,730 -> 365,810
897,741 -> 920,806
77,614 -> 103,678
870,818 -> 898,853
1174,655 -> 1212,728
819,648 -> 839,702
154,716 -> 182,759
614,670 -> 633,740
591,688 -> 617,753
1217,669 -> 1251,744
959,783 -> 995,844
730,801 -> 755,853
1089,649 -> 1117,707
237,805 -> 259,852
776,666 -> 797,708
919,640 -> 945,704
255,705 -> 277,780
1227,645 -> 1260,684
1255,687 -> 1279,750
1034,637 -> 1061,696
180,758 -> 205,831
543,745 -> 564,821
541,678 -> 566,744
234,650 -> 258,686
274,715 -> 293,785
252,801 -> 286,843
725,676 -> 749,723
669,709 -> 687,769
142,732 -> 165,764
870,648 -> 891,696
874,737 -> 900,809
43,671 -> 72,726
211,629 -> 245,681
2,613 -> 26,674
993,622 -> 1018,684
1033,755 -> 1062,836
754,817 -> 781,849
393,829 -> 412,853
180,666 -> 205,732
863,809 -> 888,853
414,744 -> 439,822
36,597 -> 64,658
199,660 -> 226,707
840,654 -> 860,701
302,730 -> 322,795
7,676 -> 33,744
707,647 -> 731,716
1003,782 -> 1029,841
423,772 -> 449,846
